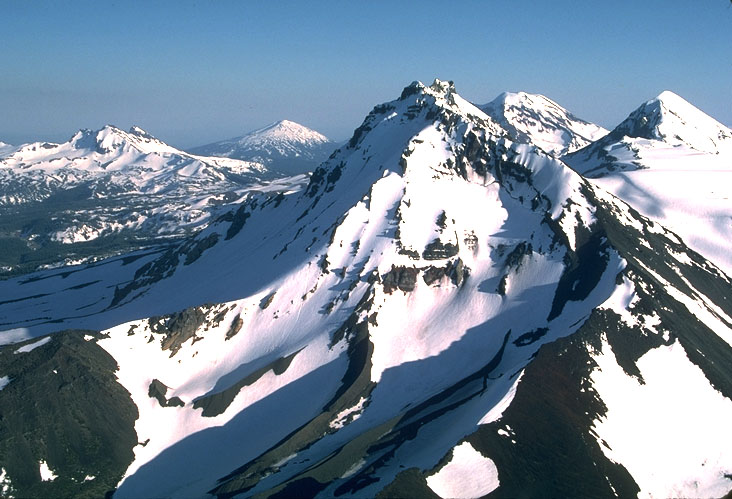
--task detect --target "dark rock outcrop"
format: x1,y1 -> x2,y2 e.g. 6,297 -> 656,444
149,306 -> 207,356
382,266 -> 419,293
148,378 -> 184,408
422,239 -> 459,260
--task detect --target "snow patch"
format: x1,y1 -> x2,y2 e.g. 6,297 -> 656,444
38,461 -> 57,482
0,467 -> 13,497
0,376 -> 10,391
14,336 -> 51,354
426,441 -> 500,498
329,397 -> 368,430
340,459 -> 367,479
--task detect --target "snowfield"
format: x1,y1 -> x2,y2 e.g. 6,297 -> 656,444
0,80 -> 730,499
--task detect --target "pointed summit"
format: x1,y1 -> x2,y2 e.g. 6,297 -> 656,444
247,119 -> 330,145
565,91 -> 732,177
479,91 -> 608,156
189,119 -> 336,176
610,90 -> 732,154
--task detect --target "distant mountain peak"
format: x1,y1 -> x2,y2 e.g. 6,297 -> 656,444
564,90 -> 732,178
63,124 -> 175,156
479,91 -> 607,156
240,119 -> 330,147
609,90 -> 732,154
188,119 -> 336,176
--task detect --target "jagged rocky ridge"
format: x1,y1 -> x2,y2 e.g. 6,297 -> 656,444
0,80 -> 731,498
0,125 -> 305,277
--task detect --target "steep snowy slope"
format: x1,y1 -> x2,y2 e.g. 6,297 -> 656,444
0,125 -> 303,276
189,120 -> 337,176
479,91 -> 608,156
565,91 -> 732,274
0,81 -> 730,499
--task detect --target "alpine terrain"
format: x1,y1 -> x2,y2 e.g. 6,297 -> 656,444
564,90 -> 732,274
479,91 -> 608,157
0,80 -> 730,499
189,120 -> 337,177
0,125 -> 306,277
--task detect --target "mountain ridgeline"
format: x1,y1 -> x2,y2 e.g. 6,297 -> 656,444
0,80 -> 731,498
0,124 -> 307,277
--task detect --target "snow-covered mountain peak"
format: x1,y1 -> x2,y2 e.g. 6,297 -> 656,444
655,89 -> 686,106
188,119 -> 336,176
243,119 -> 330,147
75,124 -> 179,156
309,78 -> 582,234
612,90 -> 732,154
479,91 -> 608,156
566,90 -> 732,178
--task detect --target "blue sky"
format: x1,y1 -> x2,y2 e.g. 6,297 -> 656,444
1,0 -> 730,148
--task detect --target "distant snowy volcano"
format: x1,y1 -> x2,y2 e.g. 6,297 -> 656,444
189,119 -> 337,176
479,91 -> 607,156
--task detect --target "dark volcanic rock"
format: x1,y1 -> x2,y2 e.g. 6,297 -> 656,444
422,239 -> 459,260
148,378 -> 185,408
0,330 -> 138,498
382,265 -> 419,293
149,306 -> 207,356
423,258 -> 469,287
226,314 -> 244,340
